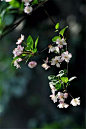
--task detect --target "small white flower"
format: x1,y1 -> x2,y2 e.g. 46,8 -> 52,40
48,45 -> 55,53
42,63 -> 50,70
16,34 -> 24,44
58,102 -> 69,108
42,57 -> 50,70
61,51 -> 72,63
24,2 -> 30,6
56,38 -> 67,48
57,92 -> 65,102
64,93 -> 68,99
28,61 -> 37,68
50,94 -> 57,103
49,83 -> 57,94
55,46 -> 60,53
51,56 -> 62,67
70,97 -> 80,106
24,6 -> 33,14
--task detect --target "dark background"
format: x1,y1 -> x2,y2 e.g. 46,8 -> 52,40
0,0 -> 85,128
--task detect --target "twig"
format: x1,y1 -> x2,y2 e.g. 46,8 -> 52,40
43,6 -> 56,26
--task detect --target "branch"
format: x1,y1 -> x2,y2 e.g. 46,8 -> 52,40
0,0 -> 48,41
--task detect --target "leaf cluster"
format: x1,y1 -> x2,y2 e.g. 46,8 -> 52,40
48,69 -> 77,91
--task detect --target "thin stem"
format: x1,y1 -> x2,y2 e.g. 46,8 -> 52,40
66,43 -> 68,75
0,0 -> 48,40
67,90 -> 74,99
23,51 -> 31,54
23,42 -> 28,46
43,7 -> 56,26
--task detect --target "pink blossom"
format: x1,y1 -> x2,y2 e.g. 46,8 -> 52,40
13,45 -> 24,58
42,57 -> 50,70
14,58 -> 22,69
28,61 -> 37,68
16,34 -> 24,44
56,38 -> 67,48
64,93 -> 68,99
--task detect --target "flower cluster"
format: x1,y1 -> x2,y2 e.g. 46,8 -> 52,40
22,0 -> 33,14
42,38 -> 72,70
49,83 -> 80,108
12,34 -> 37,69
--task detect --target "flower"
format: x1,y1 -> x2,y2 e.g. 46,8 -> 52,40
61,51 -> 72,63
57,102 -> 69,108
64,93 -> 68,99
13,45 -> 24,58
50,94 -> 57,103
42,57 -> 50,70
16,34 -> 24,44
57,92 -> 65,102
49,83 -> 57,94
51,56 -> 62,67
48,45 -> 55,53
28,61 -> 37,68
70,97 -> 80,106
56,38 -> 67,48
24,6 -> 33,14
14,58 -> 22,69
55,46 -> 60,53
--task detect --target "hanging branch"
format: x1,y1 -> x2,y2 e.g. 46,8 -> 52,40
0,0 -> 48,41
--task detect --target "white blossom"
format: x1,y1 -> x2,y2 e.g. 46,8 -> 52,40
61,51 -> 72,63
51,56 -> 62,68
57,102 -> 69,108
55,46 -> 60,53
48,45 -> 55,53
24,6 -> 33,14
16,34 -> 24,44
28,61 -> 37,68
70,97 -> 80,106
56,38 -> 67,48
42,57 -> 50,70
50,94 -> 57,103
49,83 -> 57,94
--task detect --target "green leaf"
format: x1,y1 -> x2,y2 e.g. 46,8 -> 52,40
31,0 -> 38,5
9,0 -> 20,8
48,75 -> 55,80
32,48 -> 37,53
55,23 -> 59,30
52,36 -> 61,42
59,70 -> 64,73
35,36 -> 39,48
59,26 -> 68,36
55,82 -> 61,90
27,35 -> 34,49
56,73 -> 64,77
61,77 -> 68,83
69,76 -> 77,82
